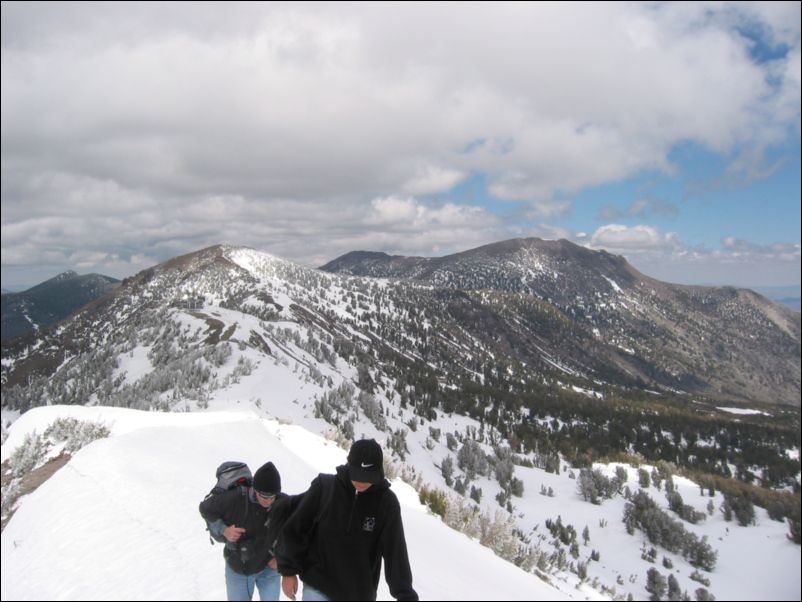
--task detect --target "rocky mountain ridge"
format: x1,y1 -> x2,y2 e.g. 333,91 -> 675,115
1,271 -> 119,342
322,238 -> 801,406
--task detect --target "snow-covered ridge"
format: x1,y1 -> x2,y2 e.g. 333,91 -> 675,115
4,406 -> 800,601
1,406 -> 576,601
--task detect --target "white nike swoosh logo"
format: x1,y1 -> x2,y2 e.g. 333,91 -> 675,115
361,462 -> 374,468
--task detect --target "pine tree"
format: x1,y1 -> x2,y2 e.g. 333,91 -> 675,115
667,574 -> 682,601
470,485 -> 483,503
10,431 -> 47,477
721,499 -> 733,522
441,455 -> 454,487
646,568 -> 667,601
457,439 -> 488,480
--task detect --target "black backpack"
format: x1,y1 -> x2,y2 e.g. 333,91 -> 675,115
202,461 -> 253,544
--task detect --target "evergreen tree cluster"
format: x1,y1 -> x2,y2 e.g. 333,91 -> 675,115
665,488 -> 707,524
624,491 -> 717,571
577,467 -> 620,504
721,492 -> 756,527
645,568 -> 689,601
545,515 -> 577,546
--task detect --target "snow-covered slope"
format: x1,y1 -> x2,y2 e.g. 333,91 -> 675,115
1,406 -> 577,601
3,406 -> 800,601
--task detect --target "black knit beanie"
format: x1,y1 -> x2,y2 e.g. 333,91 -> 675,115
253,461 -> 281,494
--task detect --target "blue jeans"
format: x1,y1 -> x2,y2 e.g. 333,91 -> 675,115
225,563 -> 281,601
302,583 -> 331,601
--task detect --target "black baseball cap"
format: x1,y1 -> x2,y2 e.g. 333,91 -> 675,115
347,439 -> 384,484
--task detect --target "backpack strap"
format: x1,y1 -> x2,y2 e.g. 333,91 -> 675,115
241,484 -> 250,525
314,474 -> 336,525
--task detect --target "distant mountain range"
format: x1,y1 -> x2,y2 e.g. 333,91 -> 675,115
322,238 -> 801,406
321,246 -> 801,311
777,298 -> 801,312
750,286 -> 801,313
1,271 -> 119,342
2,239 -> 799,409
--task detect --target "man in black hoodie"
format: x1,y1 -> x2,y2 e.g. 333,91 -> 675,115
200,461 -> 286,601
278,439 -> 418,601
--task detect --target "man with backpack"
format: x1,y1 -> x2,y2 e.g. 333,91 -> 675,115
200,461 -> 287,601
277,439 -> 418,601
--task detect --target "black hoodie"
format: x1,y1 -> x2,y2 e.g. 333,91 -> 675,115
277,465 -> 418,601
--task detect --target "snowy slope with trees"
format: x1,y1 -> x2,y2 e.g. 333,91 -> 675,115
2,245 -> 800,601
2,406 -> 799,601
1,406 -> 578,601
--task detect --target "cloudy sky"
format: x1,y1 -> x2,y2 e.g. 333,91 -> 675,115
2,1 -> 800,289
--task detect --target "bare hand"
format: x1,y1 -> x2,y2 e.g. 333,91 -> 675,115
268,557 -> 278,570
223,525 -> 246,542
282,575 -> 298,601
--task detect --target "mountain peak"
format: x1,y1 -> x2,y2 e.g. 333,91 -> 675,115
321,236 -> 642,291
52,270 -> 79,282
1,271 -> 119,342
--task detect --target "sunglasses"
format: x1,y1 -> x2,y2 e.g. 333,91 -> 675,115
255,491 -> 277,501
